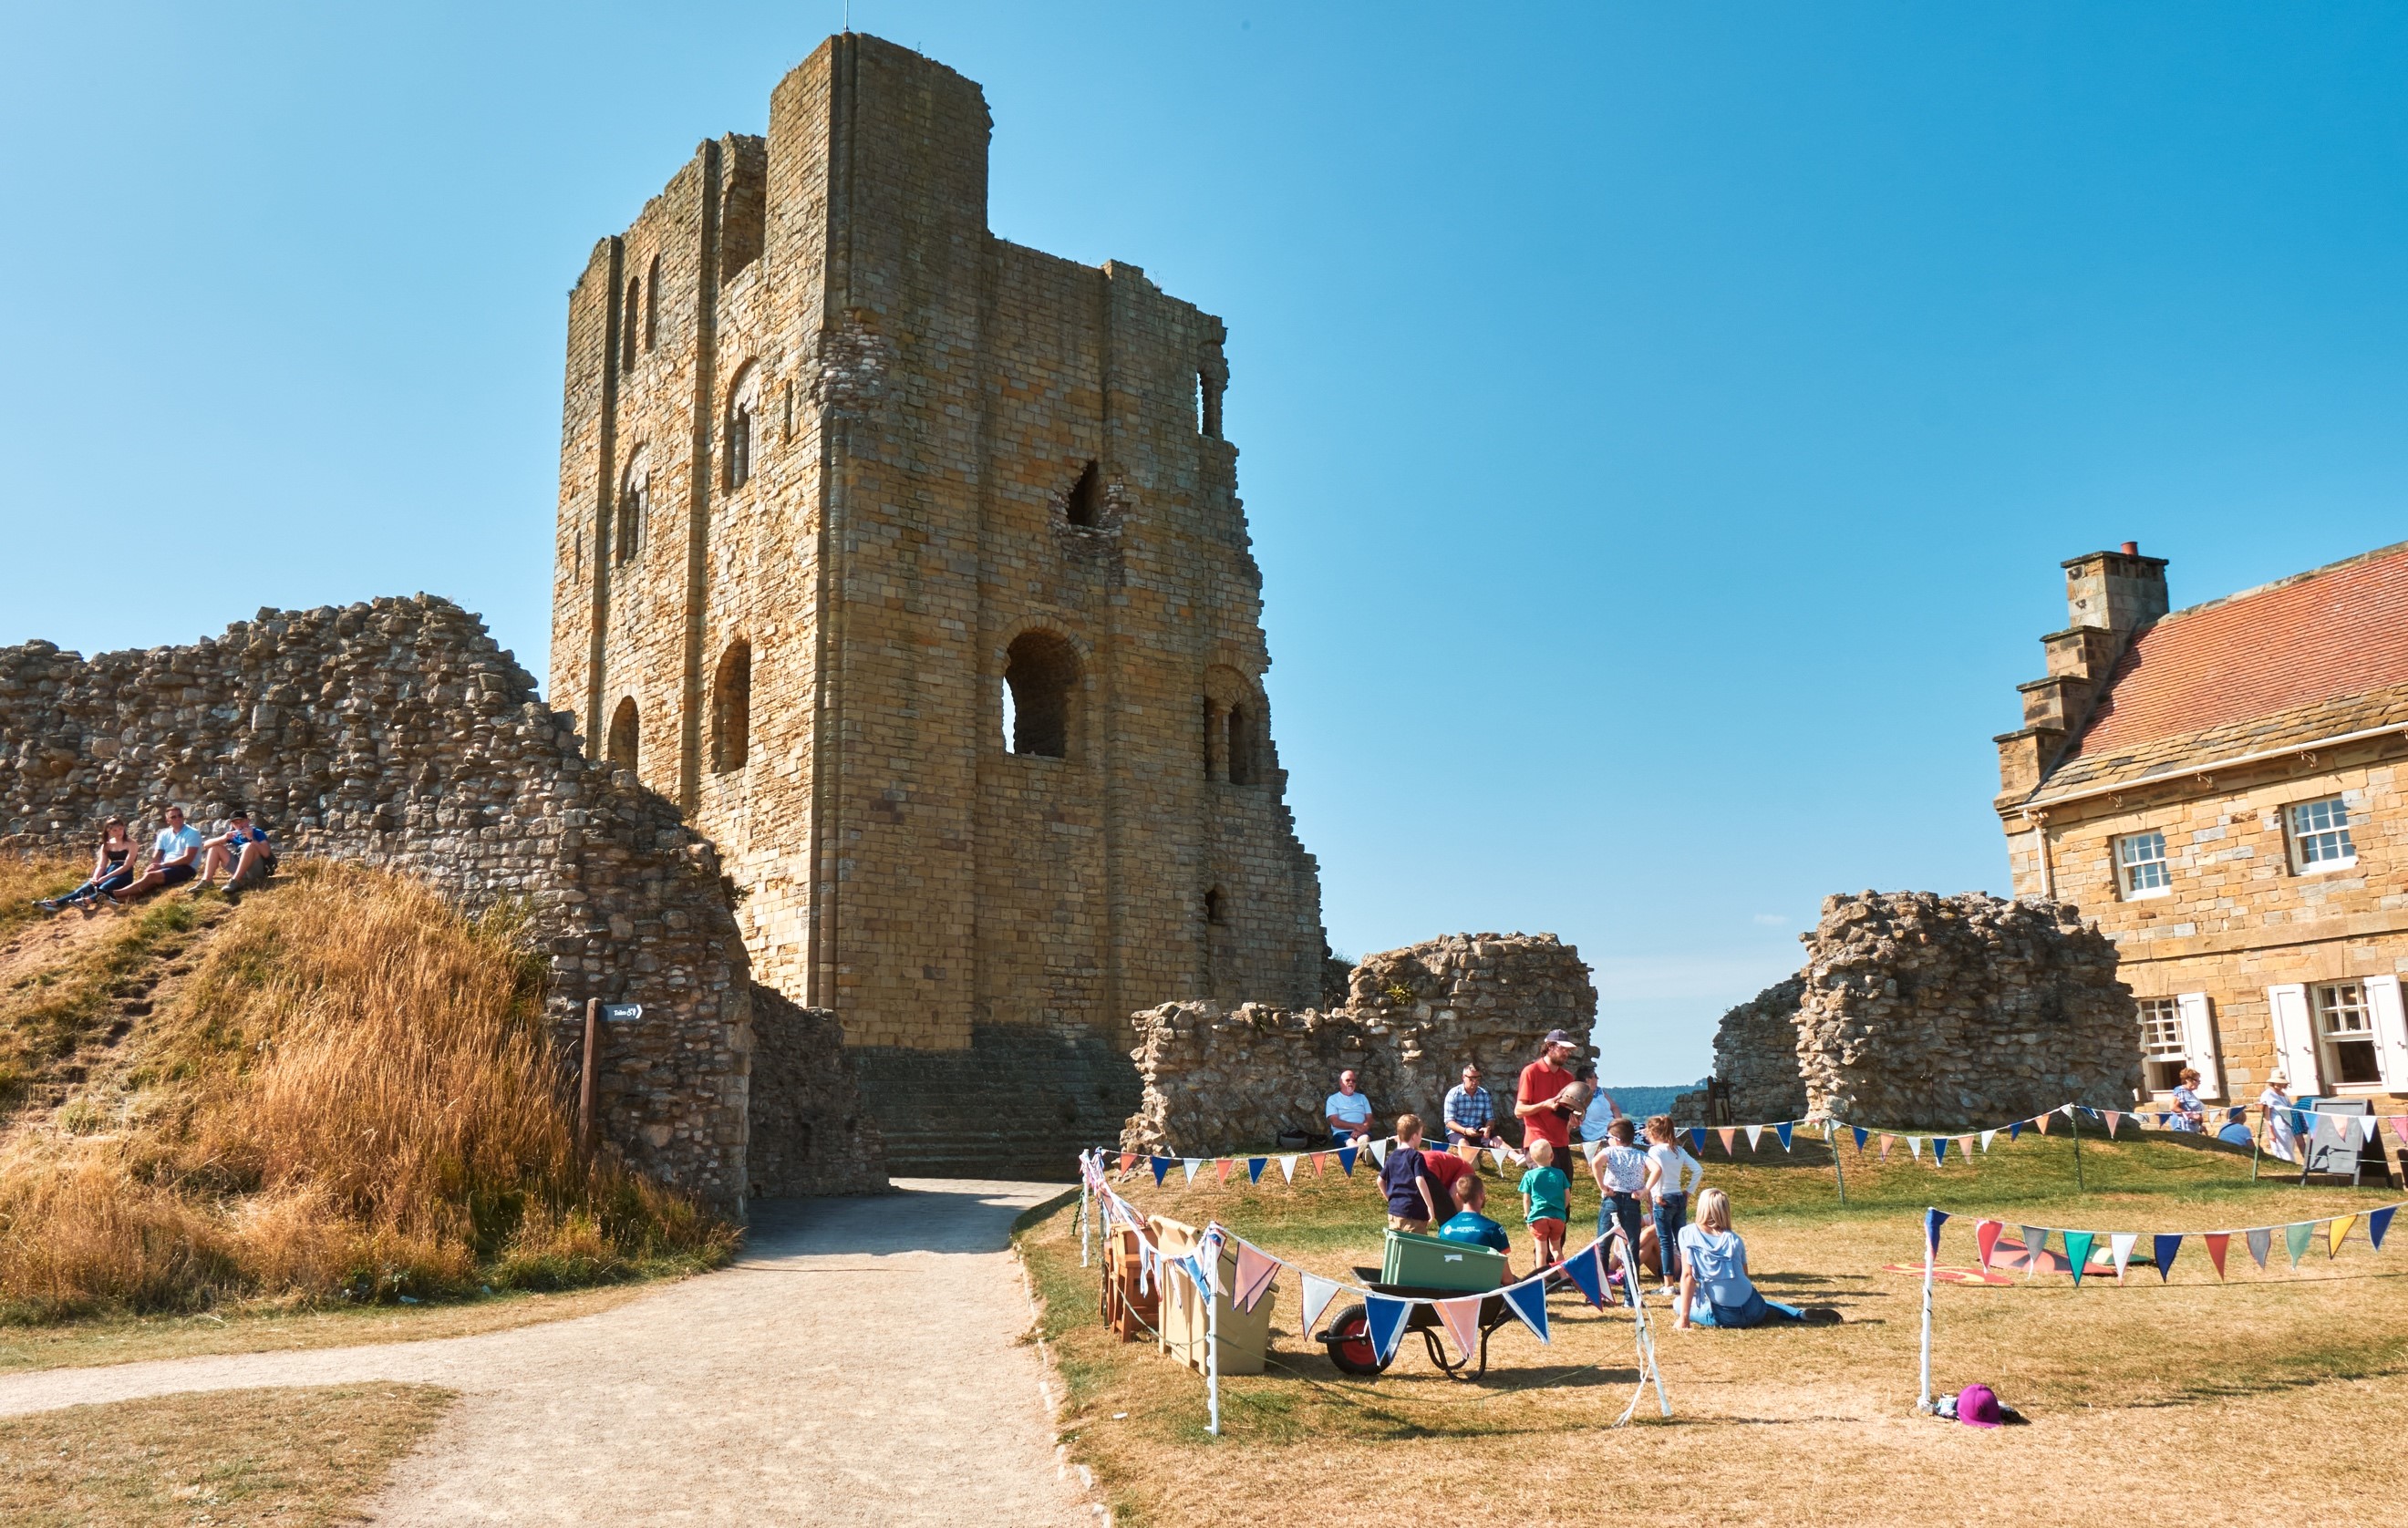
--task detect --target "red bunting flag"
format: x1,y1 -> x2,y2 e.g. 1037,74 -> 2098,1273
1216,1158 -> 1233,1185
2203,1233 -> 2229,1280
1119,1151 -> 1136,1176
1975,1219 -> 2004,1270
1311,1152 -> 1327,1177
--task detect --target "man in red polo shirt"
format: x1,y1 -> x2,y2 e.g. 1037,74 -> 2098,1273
1515,1029 -> 1585,1158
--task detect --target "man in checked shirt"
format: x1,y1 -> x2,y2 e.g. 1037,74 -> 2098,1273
1442,1062 -> 1504,1163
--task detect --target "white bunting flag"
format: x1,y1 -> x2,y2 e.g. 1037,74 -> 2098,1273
1182,1159 -> 1202,1184
1745,1125 -> 1763,1151
1299,1274 -> 1341,1339
1368,1139 -> 1390,1167
1907,1135 -> 1924,1160
2109,1233 -> 2137,1282
1278,1154 -> 1299,1183
1979,1130 -> 1996,1152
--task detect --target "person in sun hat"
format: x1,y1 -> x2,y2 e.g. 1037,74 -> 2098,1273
2259,1070 -> 2299,1162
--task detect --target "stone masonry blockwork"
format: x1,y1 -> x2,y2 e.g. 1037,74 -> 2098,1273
0,596 -> 887,1213
553,35 -> 1325,1172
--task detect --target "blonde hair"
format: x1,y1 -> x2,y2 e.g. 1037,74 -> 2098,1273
1529,1138 -> 1554,1166
1695,1187 -> 1732,1234
1395,1112 -> 1421,1143
1645,1114 -> 1674,1143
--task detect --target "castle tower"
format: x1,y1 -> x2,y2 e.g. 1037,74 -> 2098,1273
550,35 -> 1326,1172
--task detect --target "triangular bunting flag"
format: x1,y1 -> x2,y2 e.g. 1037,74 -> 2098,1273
2330,1214 -> 2357,1257
1246,1157 -> 1267,1185
2008,1120 -> 2023,1141
1745,1124 -> 1763,1151
1908,1134 -> 1925,1161
1216,1159 -> 1233,1185
2020,1226 -> 2049,1278
2372,1207 -> 2394,1251
1363,1295 -> 1413,1364
1299,1274 -> 1340,1338
1925,1208 -> 1950,1256
1959,1135 -> 1976,1160
1434,1296 -> 1483,1363
2035,1111 -> 2051,1134
1368,1139 -> 1390,1167
1118,1151 -> 1136,1175
1879,1134 -> 1896,1161
1182,1159 -> 1202,1184
1311,1151 -> 1328,1177
2109,1233 -> 2136,1281
1233,1242 -> 1279,1312
2392,1116 -> 2408,1149
1338,1147 -> 1359,1177
2247,1227 -> 2272,1270
1853,1126 -> 1869,1151
1980,1130 -> 1997,1152
2285,1222 -> 2314,1267
1152,1156 -> 1171,1185
1931,1136 -> 1948,1166
2203,1233 -> 2228,1280
1776,1121 -> 1794,1151
2153,1234 -> 2183,1282
1689,1127 -> 1707,1154
1976,1219 -> 2004,1269
1278,1154 -> 1298,1183
1561,1242 -> 1607,1308
1499,1278 -> 1551,1344
1718,1127 -> 1737,1156
2063,1231 -> 2095,1285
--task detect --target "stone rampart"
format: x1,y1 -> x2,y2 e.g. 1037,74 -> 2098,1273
1120,933 -> 1597,1159
1681,892 -> 2140,1129
0,596 -> 886,1213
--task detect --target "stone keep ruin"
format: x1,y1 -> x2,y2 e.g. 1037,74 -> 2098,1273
0,597 -> 885,1215
1121,933 -> 1597,1159
1676,891 -> 2143,1129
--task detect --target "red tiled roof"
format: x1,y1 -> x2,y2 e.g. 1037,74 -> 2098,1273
2046,540 -> 2408,790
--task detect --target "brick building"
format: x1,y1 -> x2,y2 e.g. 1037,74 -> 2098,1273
1994,540 -> 2408,1115
549,35 -> 1326,1172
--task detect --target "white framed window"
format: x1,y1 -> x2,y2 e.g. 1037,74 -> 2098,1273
2137,997 -> 2186,1094
2116,830 -> 2170,898
2288,797 -> 2358,873
2314,981 -> 2383,1087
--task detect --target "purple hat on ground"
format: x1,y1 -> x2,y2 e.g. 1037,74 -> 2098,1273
1956,1383 -> 2004,1429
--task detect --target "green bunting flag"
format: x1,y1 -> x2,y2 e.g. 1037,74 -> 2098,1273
2063,1231 -> 2095,1285
2285,1222 -> 2315,1267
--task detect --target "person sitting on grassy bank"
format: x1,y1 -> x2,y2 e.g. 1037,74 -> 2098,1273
198,806 -> 278,893
36,817 -> 137,917
1672,1188 -> 1839,1329
109,804 -> 206,905
1380,1113 -> 1443,1232
1437,1172 -> 1515,1279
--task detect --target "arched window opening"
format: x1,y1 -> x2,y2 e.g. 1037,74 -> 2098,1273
1204,887 -> 1227,926
1198,366 -> 1224,439
616,451 -> 650,563
711,641 -> 751,773
725,364 -> 760,492
607,697 -> 640,775
1003,631 -> 1079,759
1225,704 -> 1256,786
622,274 -> 641,372
645,255 -> 661,350
1064,460 -> 1102,528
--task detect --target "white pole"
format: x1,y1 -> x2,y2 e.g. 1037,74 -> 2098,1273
1079,1152 -> 1091,1269
1204,1234 -> 1222,1437
1917,1211 -> 1937,1413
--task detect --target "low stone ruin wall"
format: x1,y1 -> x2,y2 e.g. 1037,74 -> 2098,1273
746,988 -> 886,1197
0,596 -> 886,1213
1679,892 -> 2140,1129
1121,932 -> 1597,1158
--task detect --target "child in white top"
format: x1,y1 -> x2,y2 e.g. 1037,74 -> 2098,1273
1642,1115 -> 1703,1296
1590,1115 -> 1651,1289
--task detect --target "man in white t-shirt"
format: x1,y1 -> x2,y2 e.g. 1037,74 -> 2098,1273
1324,1069 -> 1373,1144
110,805 -> 207,904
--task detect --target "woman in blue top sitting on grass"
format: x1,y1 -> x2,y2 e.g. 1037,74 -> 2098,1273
1672,1189 -> 1840,1329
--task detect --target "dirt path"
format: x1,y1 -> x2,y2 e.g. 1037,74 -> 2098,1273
0,1180 -> 1090,1526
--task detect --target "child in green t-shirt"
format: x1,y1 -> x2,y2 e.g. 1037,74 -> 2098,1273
1518,1139 -> 1571,1270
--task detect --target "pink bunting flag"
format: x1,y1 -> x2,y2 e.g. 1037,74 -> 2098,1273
1215,1158 -> 1232,1185
2035,1112 -> 2051,1134
2103,1111 -> 2123,1139
2392,1115 -> 2408,1149
1717,1127 -> 1738,1156
1118,1151 -> 1136,1176
1434,1295 -> 1484,1364
1232,1242 -> 1279,1313
1310,1151 -> 1328,1177
1878,1134 -> 1895,1161
1975,1219 -> 2004,1270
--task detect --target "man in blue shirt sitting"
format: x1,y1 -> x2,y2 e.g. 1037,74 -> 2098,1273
1436,1174 -> 1515,1280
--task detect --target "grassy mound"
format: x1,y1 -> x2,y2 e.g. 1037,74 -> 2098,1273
0,861 -> 733,1319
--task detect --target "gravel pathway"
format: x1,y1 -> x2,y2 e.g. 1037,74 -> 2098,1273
0,1180 -> 1091,1526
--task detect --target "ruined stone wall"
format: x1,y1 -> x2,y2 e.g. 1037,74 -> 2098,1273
552,36 -> 1324,1175
746,989 -> 886,1196
0,596 -> 886,1213
1680,892 -> 2142,1129
1120,934 -> 1597,1159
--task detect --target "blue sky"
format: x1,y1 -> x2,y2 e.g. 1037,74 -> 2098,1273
7,4 -> 2406,1081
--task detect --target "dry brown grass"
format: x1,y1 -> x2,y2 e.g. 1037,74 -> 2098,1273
0,1383 -> 453,1525
0,862 -> 733,1319
1026,1137 -> 2408,1525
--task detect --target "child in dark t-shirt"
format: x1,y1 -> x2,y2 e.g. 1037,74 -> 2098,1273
1380,1114 -> 1442,1231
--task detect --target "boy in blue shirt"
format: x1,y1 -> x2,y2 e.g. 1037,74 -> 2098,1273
1437,1174 -> 1515,1279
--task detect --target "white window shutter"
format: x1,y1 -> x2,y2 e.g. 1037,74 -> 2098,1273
2367,976 -> 2408,1090
2267,984 -> 2320,1093
2175,992 -> 2221,1100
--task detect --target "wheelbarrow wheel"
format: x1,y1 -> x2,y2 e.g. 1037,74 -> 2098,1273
1320,1302 -> 1389,1376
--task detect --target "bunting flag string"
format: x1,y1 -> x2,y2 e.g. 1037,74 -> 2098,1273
1942,1198 -> 2408,1288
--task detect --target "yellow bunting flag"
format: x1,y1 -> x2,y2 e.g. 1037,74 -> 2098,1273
2330,1214 -> 2358,1257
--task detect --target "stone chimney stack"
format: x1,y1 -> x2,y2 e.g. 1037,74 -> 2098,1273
1994,542 -> 2171,802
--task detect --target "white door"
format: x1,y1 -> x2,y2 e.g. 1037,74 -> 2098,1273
2367,976 -> 2408,1090
2175,992 -> 2222,1100
2267,984 -> 2320,1093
